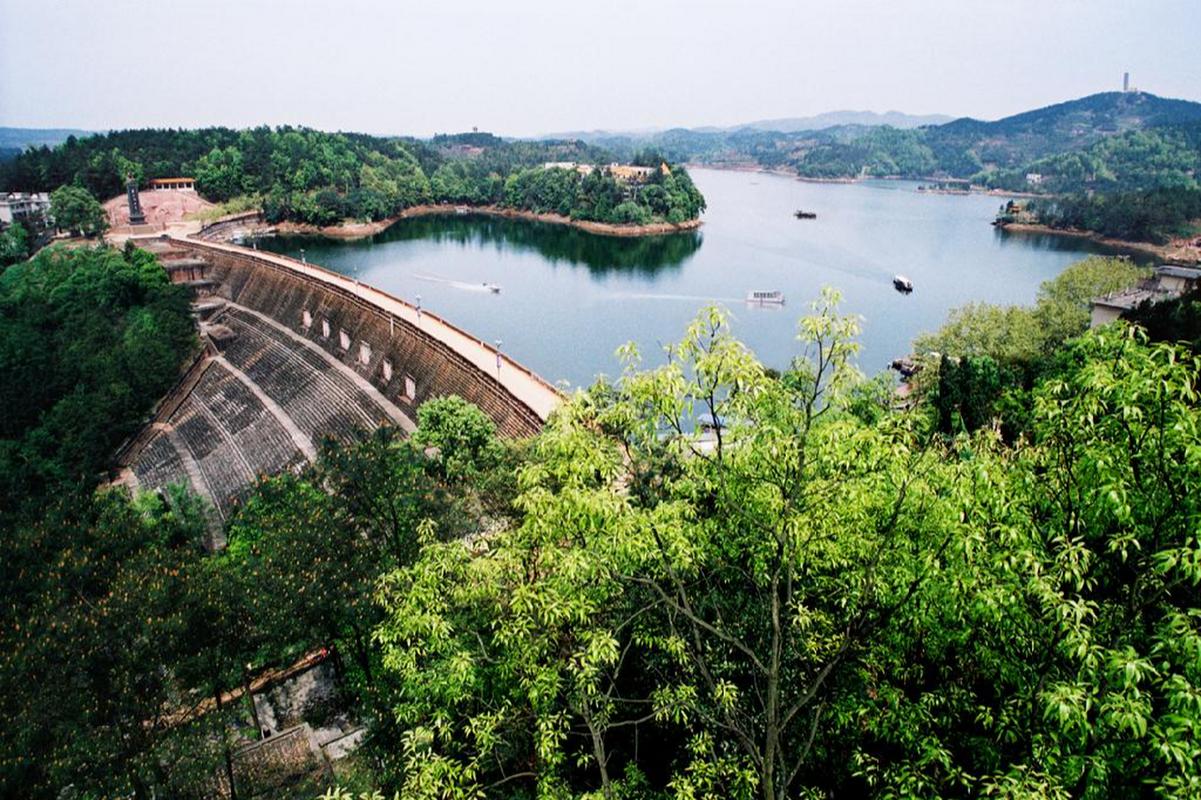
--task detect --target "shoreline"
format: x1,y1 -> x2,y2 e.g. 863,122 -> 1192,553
275,204 -> 703,240
690,163 -> 1046,197
995,222 -> 1200,264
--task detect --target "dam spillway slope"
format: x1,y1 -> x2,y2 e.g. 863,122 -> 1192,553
119,235 -> 561,525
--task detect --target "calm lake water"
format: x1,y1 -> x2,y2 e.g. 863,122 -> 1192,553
257,168 -> 1142,387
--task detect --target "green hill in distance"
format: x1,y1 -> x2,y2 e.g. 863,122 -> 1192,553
568,91 -> 1201,195
0,127 -> 95,162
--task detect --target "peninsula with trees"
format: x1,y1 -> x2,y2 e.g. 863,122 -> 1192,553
0,129 -> 706,237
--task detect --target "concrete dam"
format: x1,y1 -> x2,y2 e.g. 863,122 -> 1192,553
118,234 -> 560,528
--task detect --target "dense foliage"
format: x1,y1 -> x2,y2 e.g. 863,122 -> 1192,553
0,245 -> 195,510
0,127 -> 705,228
913,256 -> 1146,436
914,256 -> 1146,362
0,245 -> 208,795
0,220 -> 31,267
49,184 -> 107,237
983,124 -> 1201,194
368,299 -> 1201,799
0,389 -> 511,797
1019,186 -> 1201,243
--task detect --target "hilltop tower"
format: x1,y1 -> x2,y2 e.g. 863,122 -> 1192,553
1123,72 -> 1130,92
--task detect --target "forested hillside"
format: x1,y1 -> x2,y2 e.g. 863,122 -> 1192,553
1019,185 -> 1201,243
0,244 -> 196,509
585,92 -> 1201,195
0,128 -> 705,228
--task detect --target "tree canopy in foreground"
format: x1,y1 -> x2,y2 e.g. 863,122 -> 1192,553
371,296 -> 1201,799
1,253 -> 1199,798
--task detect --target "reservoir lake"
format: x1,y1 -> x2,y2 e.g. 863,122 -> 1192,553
258,168 -> 1142,388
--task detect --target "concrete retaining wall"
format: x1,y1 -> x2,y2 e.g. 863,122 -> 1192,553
167,238 -> 556,438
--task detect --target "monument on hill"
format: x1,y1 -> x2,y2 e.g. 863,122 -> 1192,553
126,177 -> 146,225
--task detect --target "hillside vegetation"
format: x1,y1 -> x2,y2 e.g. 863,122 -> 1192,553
0,128 -> 705,228
587,92 -> 1201,195
0,244 -> 196,509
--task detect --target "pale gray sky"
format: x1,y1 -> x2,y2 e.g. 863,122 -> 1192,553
1,0 -> 1198,136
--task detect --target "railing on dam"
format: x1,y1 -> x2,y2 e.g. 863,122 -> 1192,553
167,234 -> 563,424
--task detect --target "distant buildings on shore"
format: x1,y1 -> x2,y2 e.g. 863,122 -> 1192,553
541,161 -> 671,183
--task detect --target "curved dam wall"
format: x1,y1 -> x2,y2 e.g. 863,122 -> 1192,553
167,236 -> 560,439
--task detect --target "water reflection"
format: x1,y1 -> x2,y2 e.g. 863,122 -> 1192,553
266,214 -> 704,276
993,226 -> 1157,264
251,169 -> 1139,387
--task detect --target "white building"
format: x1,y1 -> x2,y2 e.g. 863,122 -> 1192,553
0,192 -> 51,225
1090,265 -> 1201,327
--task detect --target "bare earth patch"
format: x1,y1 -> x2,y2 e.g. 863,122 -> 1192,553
104,189 -> 216,228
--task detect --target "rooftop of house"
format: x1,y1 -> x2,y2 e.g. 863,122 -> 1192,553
1093,285 -> 1175,311
1156,265 -> 1201,280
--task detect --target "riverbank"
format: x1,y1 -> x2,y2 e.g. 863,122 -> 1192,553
693,163 -> 857,184
275,204 -> 703,240
690,163 -> 1048,196
995,222 -> 1201,264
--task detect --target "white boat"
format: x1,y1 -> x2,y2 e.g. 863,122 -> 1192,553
893,275 -> 914,293
484,283 -> 501,293
746,289 -> 785,305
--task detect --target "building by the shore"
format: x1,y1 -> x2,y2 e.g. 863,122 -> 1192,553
1090,265 -> 1201,327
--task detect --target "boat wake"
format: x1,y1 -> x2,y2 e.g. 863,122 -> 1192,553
414,272 -> 499,293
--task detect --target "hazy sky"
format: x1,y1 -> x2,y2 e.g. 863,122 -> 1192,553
2,0 -> 1198,137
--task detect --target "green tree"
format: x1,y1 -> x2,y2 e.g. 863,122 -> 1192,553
49,184 -> 107,236
376,294 -> 989,799
0,221 -> 30,267
915,257 -> 1146,363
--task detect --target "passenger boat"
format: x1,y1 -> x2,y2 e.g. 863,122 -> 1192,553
893,275 -> 914,293
484,283 -> 501,293
794,210 -> 817,219
746,289 -> 785,305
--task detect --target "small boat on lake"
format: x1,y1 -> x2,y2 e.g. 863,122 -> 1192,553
746,289 -> 785,305
893,275 -> 914,293
794,210 -> 817,219
484,283 -> 501,293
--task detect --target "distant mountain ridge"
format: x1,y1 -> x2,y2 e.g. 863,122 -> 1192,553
733,110 -> 954,132
0,127 -> 94,161
540,110 -> 952,141
560,91 -> 1201,195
